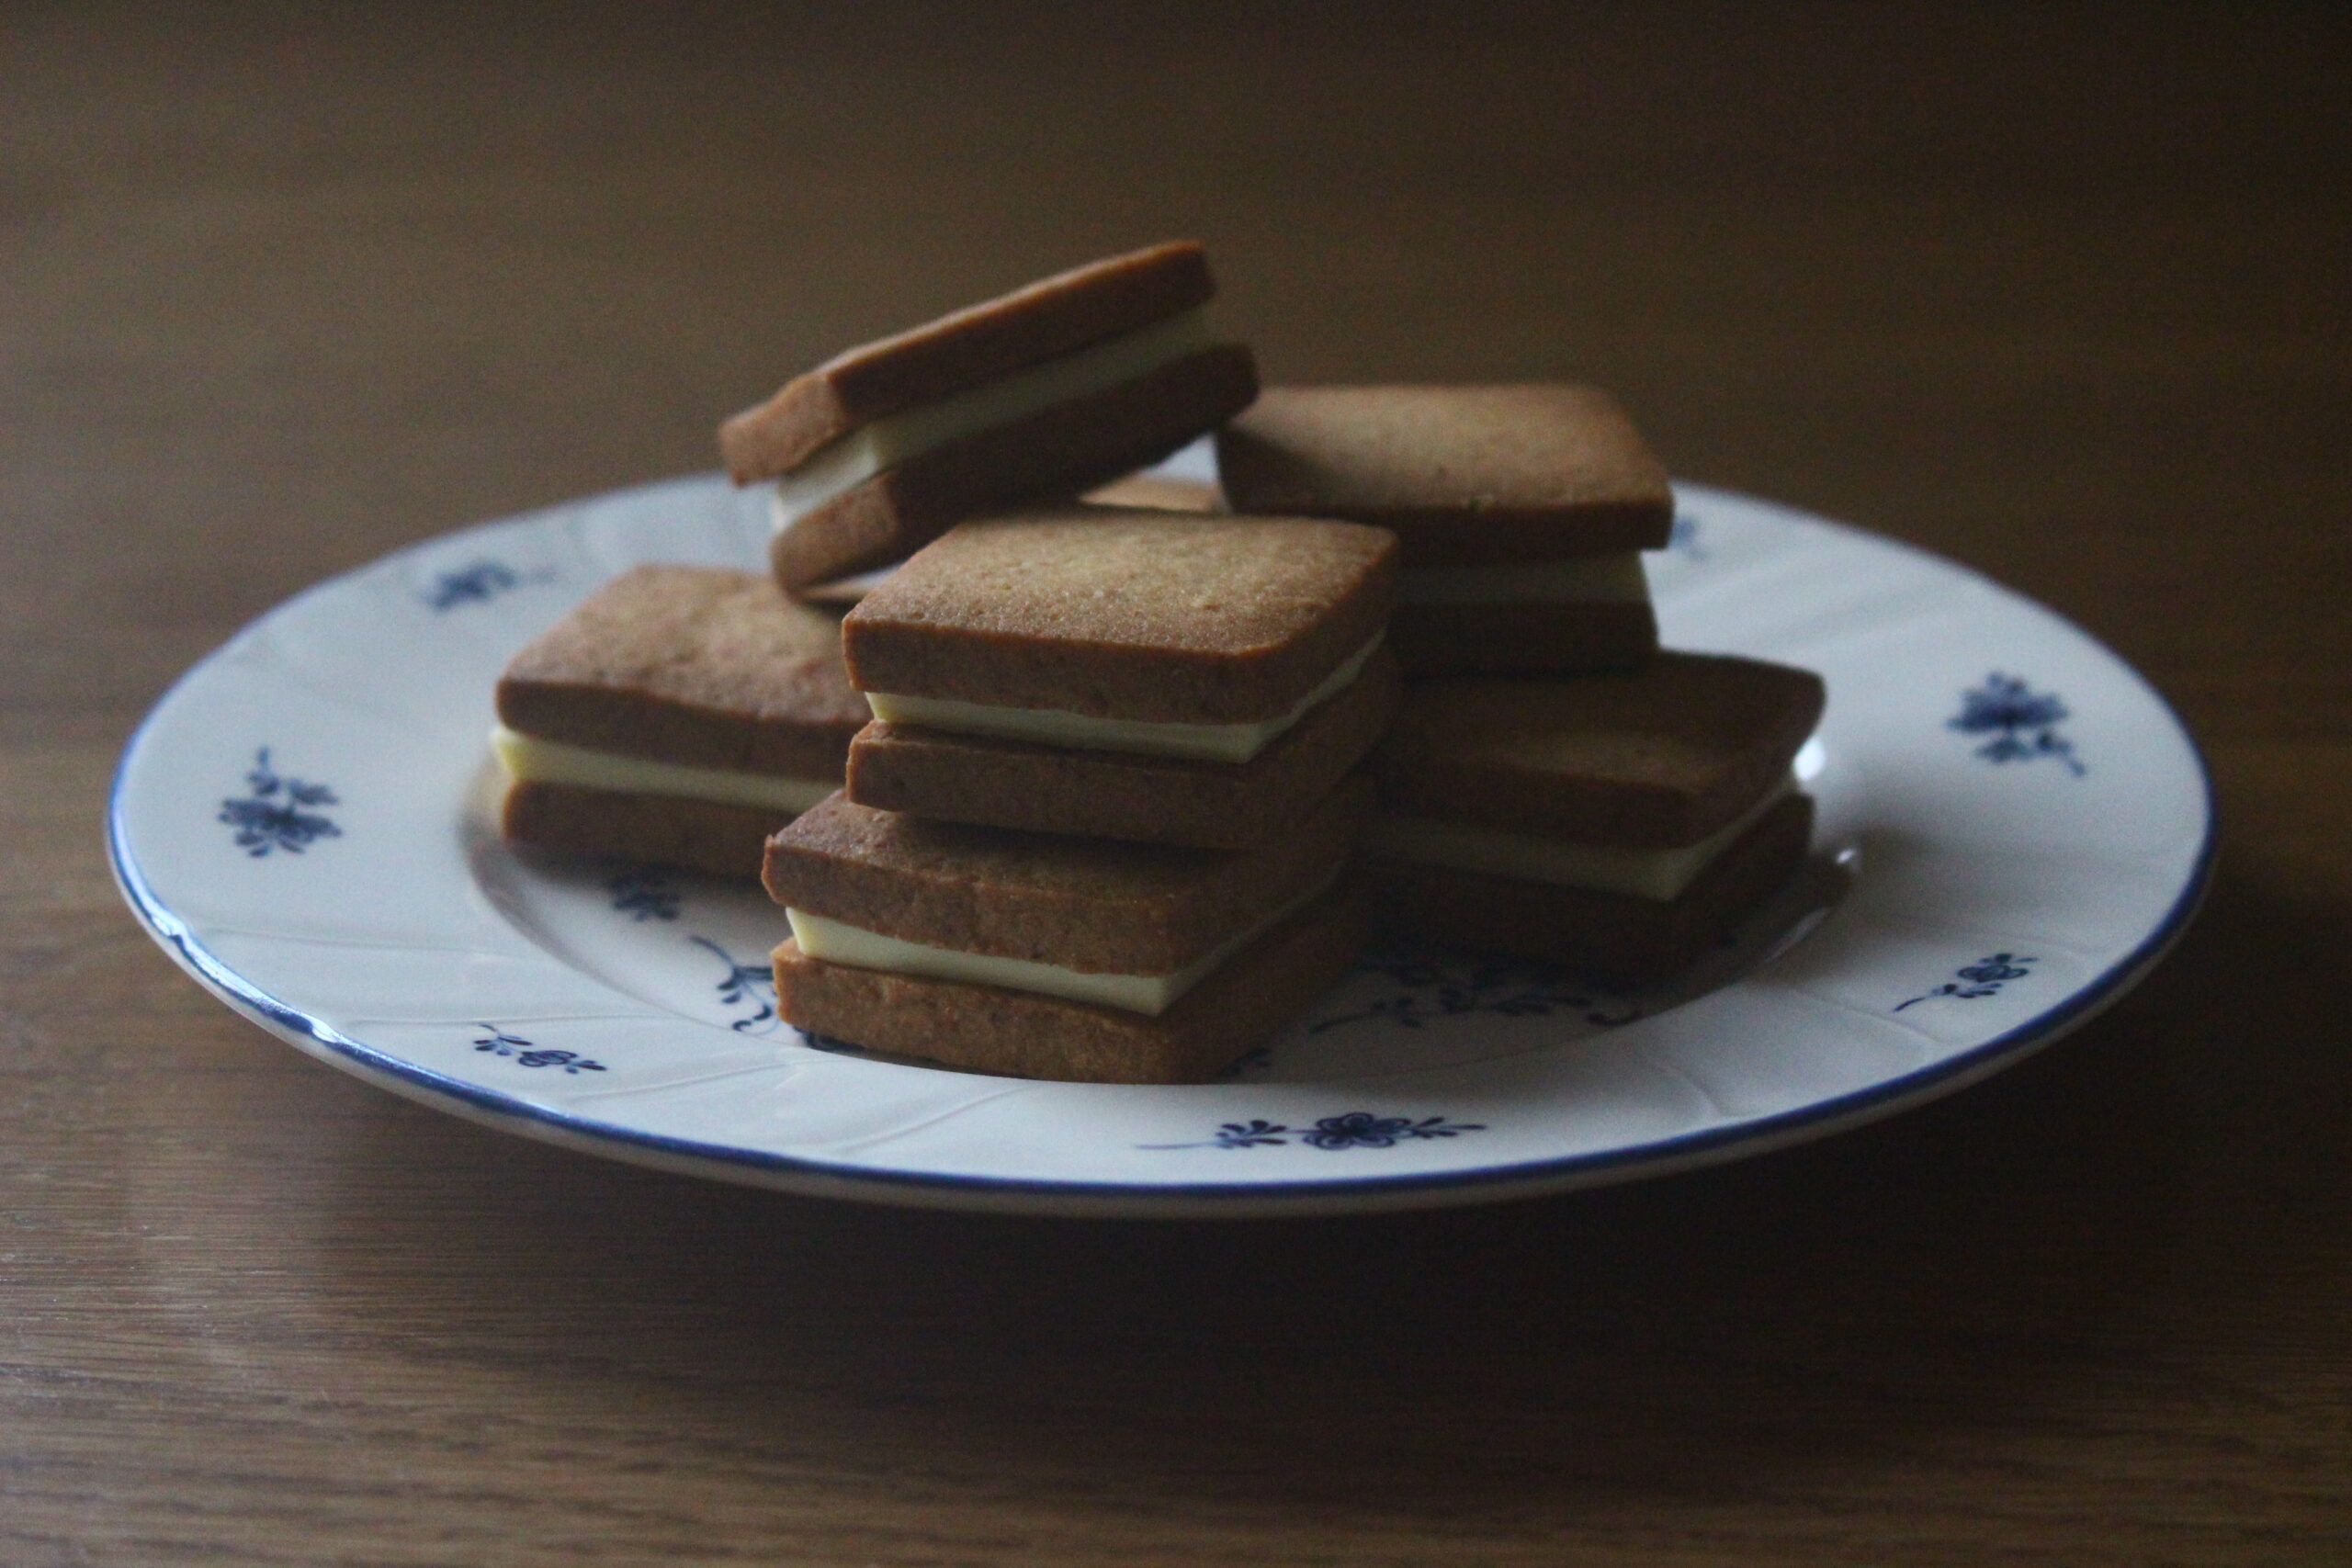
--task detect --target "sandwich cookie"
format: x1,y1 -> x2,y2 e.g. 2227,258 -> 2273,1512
1216,384 -> 1674,676
763,781 -> 1374,1083
838,506 -> 1401,849
722,241 -> 1260,592
1372,653 -> 1826,981
493,566 -> 869,878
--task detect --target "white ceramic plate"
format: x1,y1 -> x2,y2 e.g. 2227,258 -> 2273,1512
110,447 -> 2213,1217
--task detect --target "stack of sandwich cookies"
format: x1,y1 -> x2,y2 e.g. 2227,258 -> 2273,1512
493,566 -> 869,878
1217,385 -> 1673,677
722,242 -> 1259,592
1372,653 -> 1825,982
765,781 -> 1373,1083
840,506 -> 1400,849
486,247 -> 1835,1079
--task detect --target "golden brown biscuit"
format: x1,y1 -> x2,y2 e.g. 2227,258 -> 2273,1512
721,242 -> 1220,481
764,345 -> 1257,591
1219,385 -> 1672,677
1216,384 -> 1675,569
501,782 -> 789,881
773,884 -> 1369,1084
762,779 -> 1371,976
841,508 -> 1398,723
1379,655 -> 1826,849
492,566 -> 865,876
843,650 -> 1398,850
496,565 -> 868,776
1083,470 -> 1222,512
1373,795 -> 1815,984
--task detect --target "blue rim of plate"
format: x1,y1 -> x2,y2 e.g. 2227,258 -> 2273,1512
106,481 -> 2219,1217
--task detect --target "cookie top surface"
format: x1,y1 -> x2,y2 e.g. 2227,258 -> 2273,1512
1379,653 -> 1826,848
495,566 -> 870,774
720,241 -> 1216,482
1216,384 -> 1674,566
763,777 -> 1371,975
841,507 -> 1398,723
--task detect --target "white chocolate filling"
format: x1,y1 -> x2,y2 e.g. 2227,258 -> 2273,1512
492,727 -> 837,815
769,308 -> 1222,534
1372,777 -> 1796,902
785,878 -> 1330,1017
863,634 -> 1383,765
1398,552 -> 1651,606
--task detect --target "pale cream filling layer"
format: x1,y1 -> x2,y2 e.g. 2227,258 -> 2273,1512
786,877 -> 1330,1017
769,308 -> 1221,533
492,727 -> 837,815
1397,552 -> 1651,606
1372,777 -> 1796,902
863,634 -> 1383,765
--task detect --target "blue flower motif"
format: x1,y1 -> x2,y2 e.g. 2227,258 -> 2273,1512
1667,513 -> 1708,559
606,868 -> 681,922
471,1025 -> 605,1074
1896,953 -> 2037,1012
1310,945 -> 1638,1033
1302,1112 -> 1431,1150
424,559 -> 549,611
1141,1112 -> 1487,1151
1206,1119 -> 1291,1149
1949,673 -> 2084,776
218,748 -> 342,857
691,936 -> 777,1033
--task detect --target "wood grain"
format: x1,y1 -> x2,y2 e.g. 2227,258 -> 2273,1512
5,4 -> 2347,1562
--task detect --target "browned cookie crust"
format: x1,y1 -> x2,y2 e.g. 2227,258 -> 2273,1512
773,884 -> 1370,1084
1373,795 -> 1815,984
1388,600 -> 1657,678
1083,470 -> 1222,512
846,649 -> 1399,850
1380,653 -> 1825,848
1217,384 -> 1674,568
763,777 -> 1372,976
496,565 -> 868,779
767,344 -> 1259,591
842,509 -> 1397,722
720,241 -> 1219,482
502,781 -> 790,881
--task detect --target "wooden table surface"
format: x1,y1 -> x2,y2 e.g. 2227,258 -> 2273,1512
6,5 -> 2347,1562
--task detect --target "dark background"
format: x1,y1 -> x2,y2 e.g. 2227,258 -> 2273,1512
5,5 -> 2348,1562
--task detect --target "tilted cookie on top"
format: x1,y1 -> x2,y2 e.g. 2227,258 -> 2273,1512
722,241 -> 1259,592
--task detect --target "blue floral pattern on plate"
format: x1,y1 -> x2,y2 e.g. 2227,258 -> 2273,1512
471,1026 -> 605,1074
218,749 -> 341,857
423,559 -> 551,611
606,868 -> 681,922
692,936 -> 778,1034
1950,673 -> 2084,776
1311,946 -> 1640,1032
1143,1113 -> 1489,1152
107,471 -> 2214,1213
1896,953 -> 2037,1012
